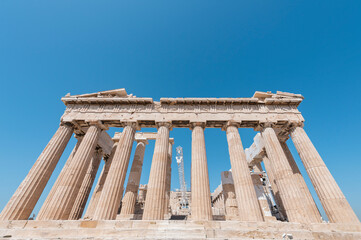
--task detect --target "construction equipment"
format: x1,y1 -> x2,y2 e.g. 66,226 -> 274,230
176,146 -> 188,208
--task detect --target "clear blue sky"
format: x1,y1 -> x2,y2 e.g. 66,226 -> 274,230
0,1 -> 360,220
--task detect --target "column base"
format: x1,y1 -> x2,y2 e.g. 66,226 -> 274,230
163,213 -> 171,220
116,214 -> 143,220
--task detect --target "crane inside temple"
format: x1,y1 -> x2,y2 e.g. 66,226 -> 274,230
176,146 -> 189,209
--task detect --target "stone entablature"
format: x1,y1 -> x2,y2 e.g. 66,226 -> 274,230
61,89 -> 304,129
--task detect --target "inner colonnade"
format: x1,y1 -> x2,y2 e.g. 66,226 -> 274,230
0,89 -> 359,225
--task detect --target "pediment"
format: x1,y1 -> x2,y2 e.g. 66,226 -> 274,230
65,88 -> 130,98
253,91 -> 304,100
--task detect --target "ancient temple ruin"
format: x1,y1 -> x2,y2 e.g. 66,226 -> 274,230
0,89 -> 360,239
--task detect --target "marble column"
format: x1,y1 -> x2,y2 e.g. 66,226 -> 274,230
119,139 -> 147,218
190,123 -> 212,221
262,154 -> 286,220
93,123 -> 136,220
68,148 -> 103,220
280,141 -> 321,223
0,123 -> 73,221
221,171 -> 238,220
251,174 -> 275,221
37,123 -> 102,220
290,126 -> 360,223
261,125 -> 310,223
37,135 -> 83,220
226,123 -> 264,221
143,123 -> 170,220
138,184 -> 147,203
83,144 -> 116,219
163,140 -> 173,218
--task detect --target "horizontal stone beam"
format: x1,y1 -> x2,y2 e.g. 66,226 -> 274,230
61,91 -> 305,129
62,114 -> 303,129
245,133 -> 266,166
135,132 -> 158,140
62,90 -> 304,106
113,132 -> 174,144
62,97 -> 153,104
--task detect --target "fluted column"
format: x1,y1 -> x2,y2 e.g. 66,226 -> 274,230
225,123 -> 264,221
83,144 -> 116,219
93,123 -> 136,220
221,171 -> 238,220
290,125 -> 359,223
68,148 -> 103,220
262,154 -> 286,219
190,123 -> 212,221
37,135 -> 83,219
163,140 -> 173,218
143,123 -> 170,220
280,141 -> 321,223
261,125 -> 311,223
119,139 -> 147,218
0,123 -> 73,221
37,123 -> 103,220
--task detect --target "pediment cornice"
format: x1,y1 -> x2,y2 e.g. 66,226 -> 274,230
62,89 -> 303,107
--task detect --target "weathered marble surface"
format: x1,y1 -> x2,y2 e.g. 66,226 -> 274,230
0,220 -> 360,239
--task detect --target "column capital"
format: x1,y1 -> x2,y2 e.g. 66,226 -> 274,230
287,121 -> 304,130
279,121 -> 305,137
169,138 -> 175,145
156,121 -> 172,130
190,121 -> 206,130
254,121 -> 277,131
86,120 -> 108,130
60,121 -> 74,128
123,121 -> 141,130
70,120 -> 84,135
222,121 -> 241,131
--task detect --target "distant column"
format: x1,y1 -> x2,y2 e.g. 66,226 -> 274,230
163,140 -> 173,218
37,123 -> 103,220
261,154 -> 286,219
290,125 -> 360,223
225,122 -> 264,221
83,144 -> 116,219
119,139 -> 147,218
261,124 -> 310,223
138,185 -> 147,203
143,122 -> 171,220
68,148 -> 103,220
93,123 -> 136,220
221,171 -> 238,220
280,140 -> 321,223
190,123 -> 212,221
251,173 -> 276,221
0,122 -> 73,221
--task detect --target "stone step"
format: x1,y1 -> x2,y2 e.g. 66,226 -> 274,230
1,220 -> 360,240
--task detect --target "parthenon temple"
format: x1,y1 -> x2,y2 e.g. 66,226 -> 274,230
0,89 -> 360,239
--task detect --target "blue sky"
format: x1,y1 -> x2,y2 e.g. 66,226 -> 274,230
0,1 -> 360,220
